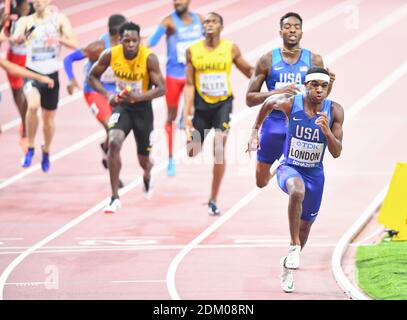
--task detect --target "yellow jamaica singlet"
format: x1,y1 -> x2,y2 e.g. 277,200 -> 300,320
110,44 -> 152,96
190,39 -> 233,104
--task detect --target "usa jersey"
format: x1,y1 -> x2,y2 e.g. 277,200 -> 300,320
284,94 -> 333,170
166,11 -> 202,78
266,48 -> 311,119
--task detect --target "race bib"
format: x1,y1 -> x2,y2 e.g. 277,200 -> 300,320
100,67 -> 116,83
176,40 -> 196,64
288,137 -> 324,166
275,82 -> 305,94
117,80 -> 143,96
199,73 -> 228,97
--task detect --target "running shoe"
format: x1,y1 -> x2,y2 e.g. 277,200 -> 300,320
100,142 -> 108,169
104,197 -> 121,214
41,149 -> 50,173
22,147 -> 34,168
280,256 -> 295,293
285,244 -> 301,269
208,200 -> 221,216
167,156 -> 176,177
142,176 -> 153,199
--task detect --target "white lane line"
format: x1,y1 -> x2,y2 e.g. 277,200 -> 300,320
111,280 -> 166,284
4,282 -> 53,287
0,130 -> 105,190
165,54 -> 407,300
331,186 -> 388,300
0,0 -> 395,299
325,3 -> 407,65
0,242 -> 341,256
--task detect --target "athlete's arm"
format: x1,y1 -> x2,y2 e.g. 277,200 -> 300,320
122,53 -> 165,103
316,102 -> 343,158
247,94 -> 293,154
253,94 -> 293,130
88,49 -> 113,101
232,44 -> 254,78
58,13 -> 79,49
183,48 -> 195,133
245,53 -> 299,107
146,16 -> 173,47
0,58 -> 54,88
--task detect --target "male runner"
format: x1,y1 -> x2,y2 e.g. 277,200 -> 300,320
183,12 -> 254,215
248,67 -> 344,293
4,0 -> 35,152
63,14 -> 126,171
246,12 -> 334,188
147,0 -> 203,176
88,22 -> 165,214
13,0 -> 78,172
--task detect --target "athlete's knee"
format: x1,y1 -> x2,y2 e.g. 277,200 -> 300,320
256,176 -> 269,188
108,133 -> 124,154
138,155 -> 152,171
256,163 -> 271,188
289,186 -> 305,202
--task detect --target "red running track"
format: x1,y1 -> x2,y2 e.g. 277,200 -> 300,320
0,0 -> 406,299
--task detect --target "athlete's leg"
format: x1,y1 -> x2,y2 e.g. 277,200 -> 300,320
299,220 -> 314,249
165,77 -> 185,154
25,87 -> 41,149
11,87 -> 28,137
108,129 -> 125,199
84,92 -> 112,166
42,109 -> 56,153
285,176 -> 305,246
256,116 -> 286,187
188,109 -> 210,158
210,130 -> 228,203
256,161 -> 272,188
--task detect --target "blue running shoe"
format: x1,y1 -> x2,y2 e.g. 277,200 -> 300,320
208,200 -> 221,216
167,157 -> 176,177
41,150 -> 50,173
22,147 -> 34,168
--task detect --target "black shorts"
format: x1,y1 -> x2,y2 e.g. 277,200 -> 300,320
192,94 -> 233,143
25,70 -> 59,110
108,102 -> 153,156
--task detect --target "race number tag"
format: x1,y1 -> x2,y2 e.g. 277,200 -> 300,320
176,40 -> 196,64
199,73 -> 228,97
288,137 -> 324,166
117,80 -> 143,96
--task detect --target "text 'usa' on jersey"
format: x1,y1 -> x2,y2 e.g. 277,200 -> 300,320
283,94 -> 333,170
266,48 -> 311,118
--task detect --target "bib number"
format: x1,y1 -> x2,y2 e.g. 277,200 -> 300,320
199,73 -> 228,97
176,40 -> 196,64
288,137 -> 324,166
117,81 -> 143,96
